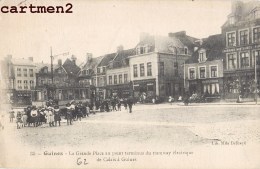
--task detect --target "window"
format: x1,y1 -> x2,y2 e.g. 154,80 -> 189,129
17,68 -> 21,77
29,69 -> 33,77
253,10 -> 260,19
108,76 -> 112,85
114,75 -> 117,84
24,80 -> 28,89
43,68 -> 48,73
97,67 -> 100,73
119,75 -> 123,84
227,32 -> 236,47
199,52 -> 206,62
189,68 -> 195,79
253,50 -> 260,67
159,62 -> 164,76
140,63 -> 145,77
23,69 -> 27,77
229,16 -> 235,24
30,80 -> 34,88
211,66 -> 217,78
184,47 -> 188,55
227,53 -> 237,69
82,70 -> 87,75
57,68 -> 62,74
133,65 -> 138,77
253,27 -> 260,43
48,79 -> 52,84
147,62 -> 152,76
240,30 -> 248,45
240,52 -> 250,68
199,67 -> 206,78
124,74 -> 128,83
102,67 -> 106,73
17,80 -> 22,89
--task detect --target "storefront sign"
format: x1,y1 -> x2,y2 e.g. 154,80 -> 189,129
223,44 -> 260,53
202,79 -> 219,84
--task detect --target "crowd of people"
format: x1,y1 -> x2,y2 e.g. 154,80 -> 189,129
9,97 -> 135,129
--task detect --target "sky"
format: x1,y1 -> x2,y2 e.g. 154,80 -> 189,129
0,0 -> 232,65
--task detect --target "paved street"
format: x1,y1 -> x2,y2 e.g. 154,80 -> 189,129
1,103 -> 260,168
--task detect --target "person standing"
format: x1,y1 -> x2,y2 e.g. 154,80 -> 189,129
30,106 -> 38,127
9,109 -> 15,123
127,97 -> 133,113
46,107 -> 54,127
123,98 -> 128,110
54,106 -> 61,126
66,103 -> 73,125
117,100 -> 121,111
21,108 -> 28,127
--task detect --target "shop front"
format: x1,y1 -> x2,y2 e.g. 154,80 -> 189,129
224,70 -> 260,99
106,84 -> 131,99
14,90 -> 32,106
133,79 -> 156,101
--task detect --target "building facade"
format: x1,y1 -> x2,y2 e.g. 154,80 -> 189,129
33,56 -> 89,106
106,47 -> 134,98
129,32 -> 198,101
1,56 -> 36,106
185,34 -> 225,100
222,0 -> 260,100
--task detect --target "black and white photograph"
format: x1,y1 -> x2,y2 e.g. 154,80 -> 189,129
0,0 -> 260,168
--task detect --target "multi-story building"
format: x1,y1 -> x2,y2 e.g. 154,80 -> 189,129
222,0 -> 260,100
129,32 -> 198,100
33,56 -> 89,106
93,52 -> 117,100
1,55 -> 36,105
106,46 -> 135,98
78,53 -> 104,103
185,34 -> 225,100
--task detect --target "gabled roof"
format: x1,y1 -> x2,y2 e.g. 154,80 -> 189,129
114,48 -> 135,62
98,53 -> 117,67
136,32 -> 198,54
82,56 -> 104,70
63,58 -> 81,75
185,34 -> 225,64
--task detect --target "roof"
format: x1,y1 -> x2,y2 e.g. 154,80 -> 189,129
62,58 -> 81,75
136,33 -> 198,54
10,58 -> 35,66
34,62 -> 59,73
98,53 -> 117,67
222,1 -> 260,28
82,56 -> 104,70
185,34 -> 225,64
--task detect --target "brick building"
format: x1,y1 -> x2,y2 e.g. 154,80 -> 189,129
222,0 -> 260,100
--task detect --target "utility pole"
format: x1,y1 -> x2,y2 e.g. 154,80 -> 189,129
255,53 -> 258,105
49,46 -> 69,100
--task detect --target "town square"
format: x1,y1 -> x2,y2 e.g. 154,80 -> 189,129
1,0 -> 260,168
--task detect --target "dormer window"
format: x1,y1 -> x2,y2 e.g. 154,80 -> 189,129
97,67 -> 101,73
229,16 -> 235,25
252,8 -> 260,19
184,47 -> 188,55
136,45 -> 150,55
198,49 -> 207,62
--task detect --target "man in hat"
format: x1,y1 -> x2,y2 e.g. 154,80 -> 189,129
54,105 -> 61,126
66,103 -> 73,125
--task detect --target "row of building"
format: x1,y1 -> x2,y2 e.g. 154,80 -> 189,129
1,0 -> 260,106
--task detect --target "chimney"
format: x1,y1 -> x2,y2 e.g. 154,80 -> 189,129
117,45 -> 124,52
140,32 -> 149,41
232,0 -> 243,16
86,53 -> 93,62
71,55 -> 77,64
58,59 -> 62,66
168,31 -> 186,37
28,57 -> 33,62
7,55 -> 12,60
